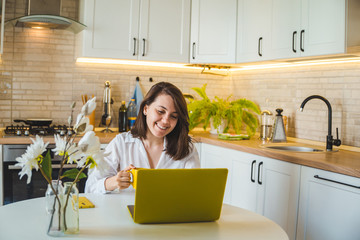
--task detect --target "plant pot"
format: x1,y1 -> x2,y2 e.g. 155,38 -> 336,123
209,118 -> 227,135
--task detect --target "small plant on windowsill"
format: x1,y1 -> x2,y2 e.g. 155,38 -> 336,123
187,84 -> 261,136
15,98 -> 109,237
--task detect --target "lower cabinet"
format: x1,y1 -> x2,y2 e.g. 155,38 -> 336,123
296,166 -> 360,240
200,143 -> 300,240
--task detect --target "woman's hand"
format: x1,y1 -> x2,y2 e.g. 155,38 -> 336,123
105,164 -> 136,191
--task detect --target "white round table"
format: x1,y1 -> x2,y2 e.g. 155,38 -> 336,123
0,190 -> 289,240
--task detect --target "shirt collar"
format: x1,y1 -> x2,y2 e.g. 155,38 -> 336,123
124,131 -> 167,149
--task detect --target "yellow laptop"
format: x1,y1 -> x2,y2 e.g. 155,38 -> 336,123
127,168 -> 228,224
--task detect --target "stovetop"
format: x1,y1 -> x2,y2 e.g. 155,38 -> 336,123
3,124 -> 74,137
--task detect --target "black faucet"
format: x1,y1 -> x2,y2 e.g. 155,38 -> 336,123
300,95 -> 341,151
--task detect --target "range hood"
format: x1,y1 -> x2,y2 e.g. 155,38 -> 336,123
5,0 -> 86,34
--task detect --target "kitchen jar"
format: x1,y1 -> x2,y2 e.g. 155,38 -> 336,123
260,110 -> 273,141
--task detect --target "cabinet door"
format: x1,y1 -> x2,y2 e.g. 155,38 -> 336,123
269,0 -> 301,59
237,0 -> 272,63
139,0 -> 190,62
257,156 -> 300,240
79,0 -> 140,59
300,0 -> 345,57
190,0 -> 237,63
200,144 -> 233,204
231,154 -> 258,212
296,166 -> 360,240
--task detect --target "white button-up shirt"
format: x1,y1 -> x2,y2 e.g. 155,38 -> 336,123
85,131 -> 200,193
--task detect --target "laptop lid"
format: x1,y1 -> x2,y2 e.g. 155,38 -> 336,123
127,168 -> 228,224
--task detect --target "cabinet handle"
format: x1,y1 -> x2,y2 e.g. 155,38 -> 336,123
142,38 -> 146,56
192,42 -> 196,59
251,160 -> 256,183
258,37 -> 263,57
300,30 -> 305,52
292,31 -> 297,53
314,175 -> 360,189
133,38 -> 137,56
258,161 -> 263,185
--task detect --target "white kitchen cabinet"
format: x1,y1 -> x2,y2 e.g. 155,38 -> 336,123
230,151 -> 300,240
78,0 -> 140,59
237,0 -> 346,62
200,144 -> 233,204
267,0 -> 301,59
300,0 -> 345,57
236,0 -> 272,62
200,143 -> 300,240
190,0 -> 237,63
296,166 -> 360,240
78,0 -> 190,63
257,156 -> 300,240
269,0 -> 345,59
0,0 -> 5,55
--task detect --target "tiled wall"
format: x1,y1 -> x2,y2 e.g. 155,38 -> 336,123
1,0 -> 359,147
231,64 -> 360,147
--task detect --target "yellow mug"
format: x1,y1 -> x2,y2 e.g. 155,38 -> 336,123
128,168 -> 144,189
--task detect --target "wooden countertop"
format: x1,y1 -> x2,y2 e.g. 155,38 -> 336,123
1,129 -> 359,178
192,131 -> 360,179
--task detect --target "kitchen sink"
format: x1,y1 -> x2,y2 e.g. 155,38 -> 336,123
263,145 -> 324,152
261,144 -> 325,152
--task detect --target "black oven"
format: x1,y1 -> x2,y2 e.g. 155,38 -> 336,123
2,144 -> 86,205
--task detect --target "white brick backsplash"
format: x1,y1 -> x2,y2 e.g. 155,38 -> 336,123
0,0 -> 359,147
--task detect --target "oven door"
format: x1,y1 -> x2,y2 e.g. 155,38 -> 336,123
2,145 -> 87,205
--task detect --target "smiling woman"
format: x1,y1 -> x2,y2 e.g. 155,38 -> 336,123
85,82 -> 200,194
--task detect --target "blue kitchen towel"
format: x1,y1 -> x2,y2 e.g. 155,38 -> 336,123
129,81 -> 144,116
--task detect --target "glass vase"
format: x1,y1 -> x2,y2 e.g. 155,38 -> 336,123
63,182 -> 79,234
46,180 -> 63,214
46,180 -> 64,237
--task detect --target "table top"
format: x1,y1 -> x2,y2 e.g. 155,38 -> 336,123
0,190 -> 288,240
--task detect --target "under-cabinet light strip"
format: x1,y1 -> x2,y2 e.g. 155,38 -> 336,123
76,57 -> 360,72
76,57 -> 196,69
231,57 -> 360,71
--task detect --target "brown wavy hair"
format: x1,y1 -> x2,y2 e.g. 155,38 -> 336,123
131,82 -> 192,160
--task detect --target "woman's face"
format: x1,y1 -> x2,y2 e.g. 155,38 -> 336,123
143,93 -> 179,139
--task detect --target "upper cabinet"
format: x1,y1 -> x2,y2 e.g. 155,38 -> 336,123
237,0 -> 346,63
190,0 -> 237,64
78,0 -> 352,65
237,0 -> 272,62
270,0 -> 345,59
78,0 -> 190,63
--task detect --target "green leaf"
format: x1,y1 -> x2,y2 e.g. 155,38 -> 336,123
41,150 -> 52,181
62,169 -> 87,181
188,83 -> 260,136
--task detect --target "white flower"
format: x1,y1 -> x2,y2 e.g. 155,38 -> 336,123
52,134 -> 77,158
81,97 -> 96,116
15,135 -> 49,184
71,131 -> 109,172
73,114 -> 93,134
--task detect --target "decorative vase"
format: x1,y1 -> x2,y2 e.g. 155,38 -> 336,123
46,180 -> 64,237
46,180 -> 63,214
63,182 -> 79,234
209,118 -> 227,134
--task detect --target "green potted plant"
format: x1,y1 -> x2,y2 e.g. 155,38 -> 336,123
187,84 -> 260,137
